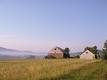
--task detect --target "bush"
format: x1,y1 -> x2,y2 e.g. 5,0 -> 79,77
103,51 -> 107,60
45,55 -> 56,59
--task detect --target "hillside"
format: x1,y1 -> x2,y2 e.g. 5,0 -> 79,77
0,59 -> 106,80
0,47 -> 46,59
0,47 -> 41,56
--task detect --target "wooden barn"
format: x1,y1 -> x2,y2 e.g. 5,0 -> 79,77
48,47 -> 64,58
80,50 -> 95,60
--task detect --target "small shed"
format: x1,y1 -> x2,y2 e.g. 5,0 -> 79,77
80,50 -> 95,60
48,47 -> 64,58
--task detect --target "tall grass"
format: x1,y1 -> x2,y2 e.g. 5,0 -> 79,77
0,59 -> 106,80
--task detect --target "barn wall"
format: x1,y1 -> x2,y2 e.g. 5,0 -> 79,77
80,50 -> 95,60
48,48 -> 64,58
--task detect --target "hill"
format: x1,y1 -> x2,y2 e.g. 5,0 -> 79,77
0,47 -> 46,59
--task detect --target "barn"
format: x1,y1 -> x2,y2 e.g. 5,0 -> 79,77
48,47 -> 64,58
80,50 -> 95,60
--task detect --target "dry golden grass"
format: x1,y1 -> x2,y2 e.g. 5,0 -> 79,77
0,59 -> 106,80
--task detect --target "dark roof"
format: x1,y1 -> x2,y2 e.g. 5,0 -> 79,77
80,50 -> 94,55
54,47 -> 64,52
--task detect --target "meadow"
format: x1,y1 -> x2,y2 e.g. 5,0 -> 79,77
0,59 -> 106,80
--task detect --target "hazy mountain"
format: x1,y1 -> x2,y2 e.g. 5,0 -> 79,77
0,47 -> 46,59
70,52 -> 82,57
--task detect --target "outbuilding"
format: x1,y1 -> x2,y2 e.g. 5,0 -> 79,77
80,50 -> 95,60
48,47 -> 64,58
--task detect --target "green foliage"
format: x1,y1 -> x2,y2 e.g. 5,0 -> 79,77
104,40 -> 107,49
103,40 -> 107,60
103,50 -> 107,59
84,46 -> 97,54
63,48 -> 70,58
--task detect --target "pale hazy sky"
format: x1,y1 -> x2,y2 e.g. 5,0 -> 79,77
0,0 -> 107,52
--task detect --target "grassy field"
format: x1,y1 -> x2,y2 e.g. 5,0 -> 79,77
0,59 -> 106,80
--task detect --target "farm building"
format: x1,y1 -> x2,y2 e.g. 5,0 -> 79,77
48,47 -> 64,58
80,50 -> 95,60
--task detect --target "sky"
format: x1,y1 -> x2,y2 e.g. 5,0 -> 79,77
0,0 -> 107,53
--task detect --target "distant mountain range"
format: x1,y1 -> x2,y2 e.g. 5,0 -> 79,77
0,47 -> 47,60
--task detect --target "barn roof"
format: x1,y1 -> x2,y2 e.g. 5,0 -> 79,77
80,50 -> 94,55
53,47 -> 64,52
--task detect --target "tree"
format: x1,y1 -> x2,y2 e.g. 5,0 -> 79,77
103,40 -> 107,59
84,46 -> 97,54
104,40 -> 107,50
84,46 -> 98,59
45,55 -> 56,59
63,48 -> 70,58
